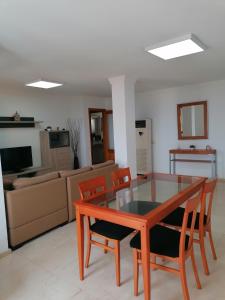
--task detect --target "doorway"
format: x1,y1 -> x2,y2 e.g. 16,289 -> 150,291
89,108 -> 114,164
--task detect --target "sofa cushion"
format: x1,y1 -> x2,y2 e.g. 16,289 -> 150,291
91,160 -> 114,170
13,172 -> 59,189
59,167 -> 91,178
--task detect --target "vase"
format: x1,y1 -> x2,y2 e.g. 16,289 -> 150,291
74,155 -> 79,169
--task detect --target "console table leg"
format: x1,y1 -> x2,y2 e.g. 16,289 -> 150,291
215,155 -> 217,178
173,154 -> 176,174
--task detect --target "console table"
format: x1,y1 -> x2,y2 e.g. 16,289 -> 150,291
169,149 -> 217,178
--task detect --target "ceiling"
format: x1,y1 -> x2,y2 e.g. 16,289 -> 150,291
0,0 -> 225,97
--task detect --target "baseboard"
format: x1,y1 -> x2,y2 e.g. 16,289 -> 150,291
0,249 -> 11,259
217,178 -> 225,183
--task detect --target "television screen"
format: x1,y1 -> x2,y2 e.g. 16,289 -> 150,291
0,146 -> 33,173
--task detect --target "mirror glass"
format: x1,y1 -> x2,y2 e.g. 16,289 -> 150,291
177,101 -> 207,140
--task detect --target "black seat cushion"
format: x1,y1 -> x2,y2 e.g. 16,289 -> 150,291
130,225 -> 189,258
90,220 -> 133,241
162,207 -> 207,229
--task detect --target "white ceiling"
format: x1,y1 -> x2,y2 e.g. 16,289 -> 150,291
0,0 -> 225,97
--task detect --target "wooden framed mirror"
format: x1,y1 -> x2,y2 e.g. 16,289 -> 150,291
177,101 -> 208,140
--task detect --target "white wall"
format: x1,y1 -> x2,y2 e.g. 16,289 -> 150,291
135,79 -> 225,178
0,158 -> 9,254
0,87 -> 111,168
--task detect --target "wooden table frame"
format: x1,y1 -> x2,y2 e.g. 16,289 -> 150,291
75,173 -> 206,300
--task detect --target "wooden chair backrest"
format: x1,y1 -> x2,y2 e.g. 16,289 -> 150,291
78,176 -> 107,201
78,176 -> 107,227
180,193 -> 201,257
111,167 -> 131,191
201,179 -> 217,225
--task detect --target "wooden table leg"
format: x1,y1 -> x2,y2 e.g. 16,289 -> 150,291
141,224 -> 151,300
76,207 -> 84,280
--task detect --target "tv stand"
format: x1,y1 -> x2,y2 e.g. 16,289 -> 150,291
3,166 -> 51,180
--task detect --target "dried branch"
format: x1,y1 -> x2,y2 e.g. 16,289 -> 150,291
66,118 -> 81,156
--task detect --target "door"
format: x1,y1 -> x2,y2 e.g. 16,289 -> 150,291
89,109 -> 115,164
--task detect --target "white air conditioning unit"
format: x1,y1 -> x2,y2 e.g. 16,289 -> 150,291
136,119 -> 152,175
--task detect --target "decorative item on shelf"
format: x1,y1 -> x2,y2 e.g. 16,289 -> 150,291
206,145 -> 212,150
13,111 -> 21,122
45,126 -> 52,131
67,118 -> 81,170
190,145 -> 196,149
56,127 -> 60,131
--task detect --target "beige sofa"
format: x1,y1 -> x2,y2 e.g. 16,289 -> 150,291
4,160 -> 118,248
5,172 -> 68,248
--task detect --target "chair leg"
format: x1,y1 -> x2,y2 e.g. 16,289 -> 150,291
133,249 -> 139,296
180,262 -> 190,300
190,249 -> 202,289
114,240 -> 120,287
104,239 -> 108,254
151,254 -> 157,271
85,232 -> 92,268
199,229 -> 210,275
208,225 -> 217,260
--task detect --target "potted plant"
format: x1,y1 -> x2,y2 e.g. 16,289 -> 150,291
67,118 -> 81,169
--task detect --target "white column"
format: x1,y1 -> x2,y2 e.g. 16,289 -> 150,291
108,75 -> 137,178
0,157 -> 9,255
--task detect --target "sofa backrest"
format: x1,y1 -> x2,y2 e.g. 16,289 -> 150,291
66,163 -> 118,221
13,172 -> 59,189
58,166 -> 91,178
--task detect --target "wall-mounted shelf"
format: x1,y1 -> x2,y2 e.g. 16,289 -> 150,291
0,117 -> 43,128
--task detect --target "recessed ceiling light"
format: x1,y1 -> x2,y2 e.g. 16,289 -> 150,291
145,34 -> 206,60
25,80 -> 63,89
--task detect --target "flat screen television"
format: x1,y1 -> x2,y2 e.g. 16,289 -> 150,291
0,146 -> 33,173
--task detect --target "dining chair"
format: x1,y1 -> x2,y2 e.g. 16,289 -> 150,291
162,179 -> 217,275
78,175 -> 133,286
130,194 -> 202,300
111,167 -> 131,191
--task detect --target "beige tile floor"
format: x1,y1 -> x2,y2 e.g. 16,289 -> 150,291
0,182 -> 225,300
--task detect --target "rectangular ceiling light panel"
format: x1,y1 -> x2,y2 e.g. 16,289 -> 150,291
26,80 -> 63,89
146,34 -> 206,60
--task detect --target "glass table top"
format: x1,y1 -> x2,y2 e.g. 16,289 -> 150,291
89,173 -> 202,217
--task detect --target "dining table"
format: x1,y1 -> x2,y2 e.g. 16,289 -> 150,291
74,172 -> 206,300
